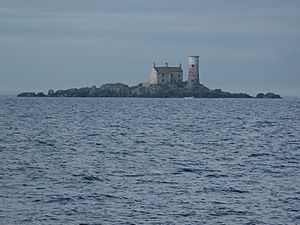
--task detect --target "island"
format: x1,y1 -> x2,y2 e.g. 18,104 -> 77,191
17,56 -> 281,99
17,82 -> 281,98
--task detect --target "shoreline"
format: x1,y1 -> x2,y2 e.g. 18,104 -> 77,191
17,83 -> 281,99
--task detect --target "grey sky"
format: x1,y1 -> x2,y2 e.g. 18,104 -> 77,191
0,0 -> 299,96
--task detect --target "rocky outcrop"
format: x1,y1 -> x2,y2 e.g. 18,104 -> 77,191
99,83 -> 131,97
256,92 -> 281,99
17,92 -> 46,97
17,83 -> 281,98
129,83 -> 252,98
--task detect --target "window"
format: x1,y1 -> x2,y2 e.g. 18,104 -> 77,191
178,74 -> 180,77
171,74 -> 173,77
162,79 -> 164,82
162,74 -> 164,77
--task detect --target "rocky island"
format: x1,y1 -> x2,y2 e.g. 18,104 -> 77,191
17,82 -> 281,98
17,55 -> 281,99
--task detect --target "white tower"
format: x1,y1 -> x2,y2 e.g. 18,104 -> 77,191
187,56 -> 200,86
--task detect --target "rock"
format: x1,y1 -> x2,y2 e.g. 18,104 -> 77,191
256,93 -> 265,98
17,92 -> 37,97
36,92 -> 46,97
99,83 -> 131,97
265,92 -> 281,98
17,92 -> 46,97
256,92 -> 281,98
47,89 -> 55,96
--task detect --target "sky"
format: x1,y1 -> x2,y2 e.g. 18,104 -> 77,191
0,0 -> 299,96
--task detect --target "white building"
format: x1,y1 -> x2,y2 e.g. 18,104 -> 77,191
149,63 -> 183,84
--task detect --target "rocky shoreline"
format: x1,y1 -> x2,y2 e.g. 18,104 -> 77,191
17,83 -> 281,98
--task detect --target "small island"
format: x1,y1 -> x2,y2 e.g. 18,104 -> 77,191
17,56 -> 281,99
17,82 -> 281,99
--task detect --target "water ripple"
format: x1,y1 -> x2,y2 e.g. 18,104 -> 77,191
0,96 -> 299,224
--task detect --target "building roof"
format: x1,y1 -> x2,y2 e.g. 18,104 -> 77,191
154,66 -> 183,74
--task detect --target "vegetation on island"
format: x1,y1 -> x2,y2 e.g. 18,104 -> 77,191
17,82 -> 281,98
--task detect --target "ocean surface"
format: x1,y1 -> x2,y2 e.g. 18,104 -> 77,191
0,96 -> 299,225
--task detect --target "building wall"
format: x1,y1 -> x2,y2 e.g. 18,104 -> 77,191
150,68 -> 183,84
156,72 -> 182,83
150,68 -> 158,84
187,56 -> 200,86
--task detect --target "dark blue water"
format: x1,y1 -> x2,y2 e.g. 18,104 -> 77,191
0,96 -> 299,225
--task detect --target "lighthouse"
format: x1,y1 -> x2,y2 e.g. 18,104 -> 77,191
187,56 -> 200,86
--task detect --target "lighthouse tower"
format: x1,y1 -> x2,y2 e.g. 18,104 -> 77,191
187,56 -> 200,86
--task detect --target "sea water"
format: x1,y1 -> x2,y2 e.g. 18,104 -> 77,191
0,96 -> 299,225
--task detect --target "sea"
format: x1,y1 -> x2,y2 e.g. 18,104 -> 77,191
0,96 -> 299,225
